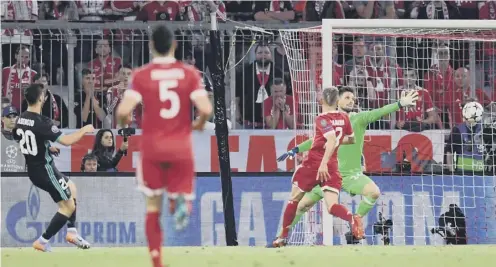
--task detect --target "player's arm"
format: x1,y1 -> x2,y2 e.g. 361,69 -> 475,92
39,118 -> 94,146
190,69 -> 212,130
276,138 -> 313,162
341,114 -> 355,144
359,90 -> 419,125
320,130 -> 337,168
116,89 -> 140,127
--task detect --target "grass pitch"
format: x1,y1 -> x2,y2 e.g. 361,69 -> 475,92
2,246 -> 495,267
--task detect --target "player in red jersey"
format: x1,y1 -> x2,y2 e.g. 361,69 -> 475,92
116,25 -> 212,267
272,86 -> 365,247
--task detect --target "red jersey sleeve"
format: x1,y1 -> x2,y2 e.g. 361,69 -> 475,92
188,67 -> 207,101
343,114 -> 354,137
124,71 -> 142,102
422,89 -> 435,112
316,115 -> 335,138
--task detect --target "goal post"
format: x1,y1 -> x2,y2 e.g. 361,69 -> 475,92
279,19 -> 496,246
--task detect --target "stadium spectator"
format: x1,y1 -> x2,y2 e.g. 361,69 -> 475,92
348,67 -> 375,110
224,1 -> 255,21
408,0 -> 460,19
109,1 -> 142,67
106,64 -> 141,128
453,0 -> 478,19
273,35 -> 291,82
396,67 -> 438,132
344,37 -> 367,78
38,1 -> 79,20
263,78 -> 297,129
81,153 -> 98,172
21,73 -> 69,128
303,0 -> 345,20
184,1 -> 227,22
0,0 -> 38,43
74,0 -> 113,65
445,67 -> 493,127
366,42 -> 403,105
74,68 -> 107,128
353,0 -> 396,19
37,1 -> 79,86
1,106 -> 25,172
253,1 -> 295,22
2,46 -> 37,110
88,38 -> 122,91
235,43 -> 287,128
136,1 -> 182,21
424,46 -> 454,128
92,129 -> 127,172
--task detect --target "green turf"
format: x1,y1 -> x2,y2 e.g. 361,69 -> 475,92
2,246 -> 495,267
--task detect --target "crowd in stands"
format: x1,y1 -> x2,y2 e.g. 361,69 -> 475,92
1,1 -> 495,134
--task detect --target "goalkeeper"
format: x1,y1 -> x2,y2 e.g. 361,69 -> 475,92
276,87 -> 419,239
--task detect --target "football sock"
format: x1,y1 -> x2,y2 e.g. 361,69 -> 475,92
356,196 -> 376,217
277,209 -> 304,237
146,211 -> 163,267
329,204 -> 353,223
279,200 -> 299,238
67,198 -> 77,228
42,212 -> 70,240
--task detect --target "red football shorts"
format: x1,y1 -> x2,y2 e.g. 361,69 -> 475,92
291,162 -> 342,194
136,155 -> 195,200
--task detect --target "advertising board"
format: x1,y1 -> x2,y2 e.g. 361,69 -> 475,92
2,175 -> 494,247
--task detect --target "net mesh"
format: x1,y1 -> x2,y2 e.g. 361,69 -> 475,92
279,25 -> 496,246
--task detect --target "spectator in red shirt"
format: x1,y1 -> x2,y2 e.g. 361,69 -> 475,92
2,46 -> 37,110
446,67 -> 493,127
396,67 -> 438,132
136,1 -> 182,21
424,46 -> 454,127
263,78 -> 297,129
88,38 -> 122,92
106,64 -> 142,128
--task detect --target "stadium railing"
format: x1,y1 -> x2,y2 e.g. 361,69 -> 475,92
0,20 -> 319,130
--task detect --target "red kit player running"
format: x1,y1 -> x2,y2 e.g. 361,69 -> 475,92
273,86 -> 365,247
116,25 -> 212,267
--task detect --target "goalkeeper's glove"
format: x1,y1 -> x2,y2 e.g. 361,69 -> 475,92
399,90 -> 419,107
277,147 -> 299,162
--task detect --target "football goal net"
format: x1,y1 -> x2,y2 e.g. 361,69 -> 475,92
279,19 -> 496,246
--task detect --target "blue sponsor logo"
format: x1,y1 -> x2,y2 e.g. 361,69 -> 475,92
5,185 -> 137,245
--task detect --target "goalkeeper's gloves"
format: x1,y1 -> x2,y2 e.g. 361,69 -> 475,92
399,90 -> 419,108
277,147 -> 299,162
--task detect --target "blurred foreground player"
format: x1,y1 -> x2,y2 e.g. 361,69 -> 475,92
13,84 -> 95,252
116,25 -> 212,267
272,86 -> 364,247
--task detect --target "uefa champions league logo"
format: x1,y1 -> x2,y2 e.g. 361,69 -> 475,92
5,185 -> 43,243
5,145 -> 18,159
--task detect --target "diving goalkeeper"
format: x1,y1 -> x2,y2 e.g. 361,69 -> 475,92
275,86 -> 419,239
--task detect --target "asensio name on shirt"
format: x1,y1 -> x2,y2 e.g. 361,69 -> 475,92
16,118 -> 34,127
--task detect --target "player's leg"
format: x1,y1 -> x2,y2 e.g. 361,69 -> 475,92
64,180 -> 91,248
321,170 -> 364,239
137,157 -> 166,267
343,174 -> 380,217
31,170 -> 75,252
163,158 -> 195,231
276,185 -> 323,237
273,166 -> 314,247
